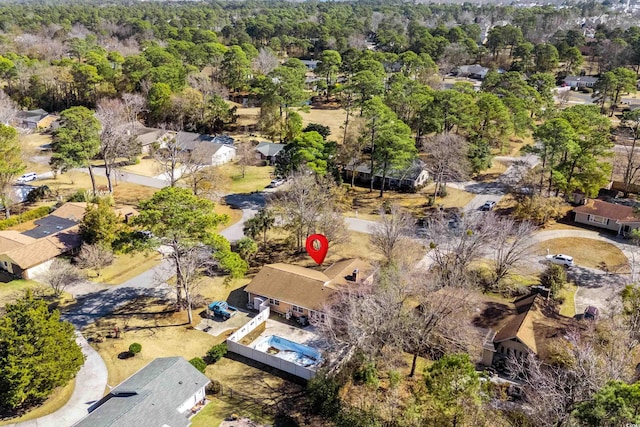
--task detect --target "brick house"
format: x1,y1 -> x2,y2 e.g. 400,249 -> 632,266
244,259 -> 373,322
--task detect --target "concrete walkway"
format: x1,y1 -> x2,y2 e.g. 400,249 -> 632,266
6,333 -> 107,427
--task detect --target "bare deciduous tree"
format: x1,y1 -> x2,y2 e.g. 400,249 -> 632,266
171,245 -> 211,324
269,170 -> 345,252
154,130 -> 184,187
424,213 -> 495,288
423,134 -> 470,196
253,48 -> 280,76
43,259 -> 82,296
369,204 -> 415,264
508,325 -> 636,427
490,217 -> 536,288
96,97 -> 140,192
76,244 -> 114,277
616,110 -> 640,197
0,91 -> 18,125
236,141 -> 257,178
182,164 -> 229,200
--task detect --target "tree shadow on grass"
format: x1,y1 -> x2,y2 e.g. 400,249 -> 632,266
60,286 -> 170,328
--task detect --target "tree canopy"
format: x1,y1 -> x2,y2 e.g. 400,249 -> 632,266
0,291 -> 84,411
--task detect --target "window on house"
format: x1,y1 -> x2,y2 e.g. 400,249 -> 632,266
269,298 -> 280,306
292,305 -> 304,313
588,215 -> 608,225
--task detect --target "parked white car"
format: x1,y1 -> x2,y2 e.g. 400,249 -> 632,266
546,254 -> 575,267
16,172 -> 37,184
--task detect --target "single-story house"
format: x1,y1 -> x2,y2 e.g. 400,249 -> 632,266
481,294 -> 572,367
344,160 -> 430,192
0,202 -> 136,279
0,202 -> 86,279
453,64 -> 490,80
191,141 -> 236,166
300,60 -> 319,71
171,131 -> 236,166
14,109 -> 57,129
245,258 -> 373,322
563,75 -> 598,88
573,199 -> 640,236
255,142 -> 286,164
73,357 -> 210,427
127,124 -> 175,154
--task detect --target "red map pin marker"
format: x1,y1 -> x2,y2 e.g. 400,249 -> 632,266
305,234 -> 329,265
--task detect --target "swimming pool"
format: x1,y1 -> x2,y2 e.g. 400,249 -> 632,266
252,335 -> 322,368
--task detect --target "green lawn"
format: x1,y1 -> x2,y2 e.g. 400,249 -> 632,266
191,396 -> 275,427
559,283 -> 577,318
219,164 -> 274,194
0,277 -> 47,308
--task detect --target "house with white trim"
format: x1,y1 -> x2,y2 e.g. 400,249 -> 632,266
73,357 -> 209,427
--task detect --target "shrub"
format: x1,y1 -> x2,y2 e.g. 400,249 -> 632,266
189,357 -> 207,373
129,342 -> 142,355
207,380 -> 222,395
206,343 -> 227,363
0,205 -> 52,230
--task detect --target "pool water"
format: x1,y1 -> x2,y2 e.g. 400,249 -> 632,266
252,335 -> 322,367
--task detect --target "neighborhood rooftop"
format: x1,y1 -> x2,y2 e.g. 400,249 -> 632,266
245,259 -> 370,311
573,199 -> 640,222
73,357 -> 210,427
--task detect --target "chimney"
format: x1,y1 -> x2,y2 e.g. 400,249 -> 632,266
352,269 -> 359,282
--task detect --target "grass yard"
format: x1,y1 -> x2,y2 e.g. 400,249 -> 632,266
193,276 -> 252,307
191,397 -> 274,427
85,297 -> 222,386
0,380 -> 76,426
215,203 -> 243,231
261,228 -> 386,267
112,182 -> 158,205
476,160 -> 508,182
121,158 -> 162,177
558,283 -> 578,318
192,356 -> 305,426
0,276 -> 48,308
298,107 -> 347,141
86,251 -> 163,285
533,238 -> 630,273
218,164 -> 274,194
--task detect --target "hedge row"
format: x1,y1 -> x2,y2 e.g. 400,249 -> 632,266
0,206 -> 52,230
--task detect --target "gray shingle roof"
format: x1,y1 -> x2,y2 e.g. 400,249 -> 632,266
73,357 -> 210,427
345,159 -> 427,181
255,142 -> 286,157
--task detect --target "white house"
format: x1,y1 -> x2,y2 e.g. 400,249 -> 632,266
173,131 -> 237,166
73,357 -> 210,427
563,76 -> 598,88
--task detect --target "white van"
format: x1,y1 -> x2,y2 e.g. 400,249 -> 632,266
17,172 -> 37,184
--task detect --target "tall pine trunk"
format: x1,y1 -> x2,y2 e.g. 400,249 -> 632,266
87,164 -> 97,196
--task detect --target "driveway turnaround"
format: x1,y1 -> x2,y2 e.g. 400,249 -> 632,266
6,333 -> 107,427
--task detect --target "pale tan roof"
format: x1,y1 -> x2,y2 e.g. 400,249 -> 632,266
50,202 -> 87,222
494,295 -> 571,357
245,259 -> 372,311
3,227 -> 82,269
0,231 -> 37,254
